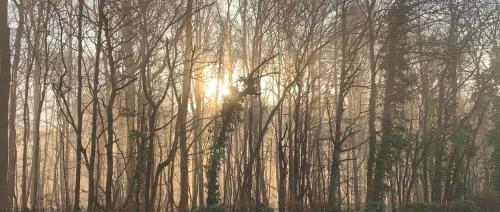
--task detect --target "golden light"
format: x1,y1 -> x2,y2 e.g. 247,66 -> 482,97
205,77 -> 230,99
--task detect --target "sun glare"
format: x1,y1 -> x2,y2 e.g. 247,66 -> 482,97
205,77 -> 230,99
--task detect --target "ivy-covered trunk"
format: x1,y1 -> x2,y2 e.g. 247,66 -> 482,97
206,88 -> 246,208
368,0 -> 410,210
489,48 -> 500,191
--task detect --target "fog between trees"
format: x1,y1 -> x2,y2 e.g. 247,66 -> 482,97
0,0 -> 500,211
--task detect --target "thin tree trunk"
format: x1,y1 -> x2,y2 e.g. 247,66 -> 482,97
353,148 -> 361,212
192,61 -> 204,209
121,0 -> 137,208
365,0 -> 377,205
73,0 -> 84,209
88,0 -> 104,208
31,4 -> 45,207
328,2 -> 348,210
103,11 -> 118,210
21,31 -> 33,211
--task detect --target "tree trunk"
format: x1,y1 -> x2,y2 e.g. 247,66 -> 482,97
104,11 -> 118,210
21,31 -> 33,210
366,0 -> 377,205
88,0 -> 104,208
179,0 -> 194,210
369,0 -> 409,209
328,2 -> 348,210
8,0 -> 24,208
192,60 -> 204,209
31,5 -> 44,208
0,0 -> 11,208
121,0 -> 137,208
73,0 -> 84,209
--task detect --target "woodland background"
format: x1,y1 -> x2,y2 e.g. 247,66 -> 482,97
0,0 -> 500,211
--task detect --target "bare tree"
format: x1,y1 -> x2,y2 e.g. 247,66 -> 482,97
2,0 -> 500,211
178,0 -> 194,210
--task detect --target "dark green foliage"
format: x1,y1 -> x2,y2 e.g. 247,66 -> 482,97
492,47 -> 500,84
368,0 -> 412,208
489,96 -> 500,191
326,204 -> 340,212
365,201 -> 385,212
488,48 -> 500,191
193,205 -> 226,212
400,200 -> 479,212
206,87 -> 244,207
400,202 -> 439,212
380,1 -> 413,104
253,205 -> 274,212
398,193 -> 499,212
475,191 -> 500,212
441,199 -> 479,212
446,121 -> 475,199
206,77 -> 260,207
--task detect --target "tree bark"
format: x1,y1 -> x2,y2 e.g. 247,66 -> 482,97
0,0 -> 11,208
8,0 -> 24,208
73,0 -> 85,209
31,2 -> 47,208
121,0 -> 138,208
103,10 -> 118,210
179,0 -> 194,210
366,0 -> 378,204
328,2 -> 349,210
88,0 -> 104,208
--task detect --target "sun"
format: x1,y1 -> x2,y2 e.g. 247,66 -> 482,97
205,77 -> 230,99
